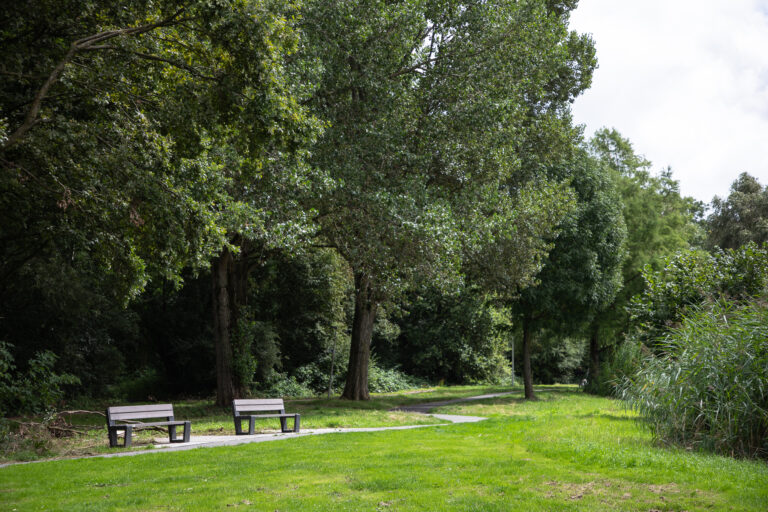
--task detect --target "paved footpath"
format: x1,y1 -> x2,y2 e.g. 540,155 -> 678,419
0,391 -> 517,466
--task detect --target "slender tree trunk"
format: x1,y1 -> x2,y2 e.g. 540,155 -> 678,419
522,313 -> 536,400
589,322 -> 600,386
341,272 -> 378,400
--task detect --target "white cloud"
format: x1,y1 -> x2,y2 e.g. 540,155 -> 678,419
569,0 -> 768,202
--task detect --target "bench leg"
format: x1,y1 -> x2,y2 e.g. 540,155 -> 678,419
108,426 -> 133,448
108,427 -> 119,448
248,417 -> 255,435
280,416 -> 288,433
169,422 -> 191,443
124,425 -> 133,448
294,414 -> 300,433
234,417 -> 243,435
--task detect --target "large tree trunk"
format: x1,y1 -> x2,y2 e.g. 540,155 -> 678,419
522,313 -> 536,400
589,322 -> 600,386
212,248 -> 236,406
211,245 -> 250,406
341,272 -> 378,400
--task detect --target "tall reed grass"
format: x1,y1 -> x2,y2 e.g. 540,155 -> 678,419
619,299 -> 768,458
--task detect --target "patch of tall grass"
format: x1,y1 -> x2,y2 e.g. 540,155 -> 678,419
619,299 -> 768,459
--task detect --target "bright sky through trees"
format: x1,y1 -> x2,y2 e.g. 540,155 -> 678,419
570,0 -> 768,203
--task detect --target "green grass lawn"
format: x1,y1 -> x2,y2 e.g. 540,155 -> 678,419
2,387 -> 767,511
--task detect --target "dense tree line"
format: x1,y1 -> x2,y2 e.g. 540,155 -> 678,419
2,1 -> 766,429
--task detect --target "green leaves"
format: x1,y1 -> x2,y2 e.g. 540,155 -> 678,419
707,173 -> 768,250
303,0 -> 596,300
629,243 -> 768,345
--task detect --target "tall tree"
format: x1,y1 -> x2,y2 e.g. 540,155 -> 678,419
584,129 -> 702,392
707,172 -> 768,250
511,148 -> 626,400
300,0 -> 597,399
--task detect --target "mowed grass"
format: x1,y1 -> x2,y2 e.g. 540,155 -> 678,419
2,387 -> 767,511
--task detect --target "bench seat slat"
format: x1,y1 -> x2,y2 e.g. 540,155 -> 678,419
234,399 -> 284,406
234,405 -> 286,414
235,413 -> 296,419
110,420 -> 188,427
108,404 -> 174,414
109,411 -> 174,421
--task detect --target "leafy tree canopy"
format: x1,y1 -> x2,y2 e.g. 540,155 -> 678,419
707,172 -> 768,250
0,0 -> 320,302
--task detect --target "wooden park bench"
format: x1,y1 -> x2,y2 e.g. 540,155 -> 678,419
232,398 -> 300,435
106,404 -> 191,448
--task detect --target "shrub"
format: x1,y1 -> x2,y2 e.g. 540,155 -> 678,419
262,374 -> 315,399
367,360 -> 426,393
619,300 -> 768,459
0,342 -> 80,416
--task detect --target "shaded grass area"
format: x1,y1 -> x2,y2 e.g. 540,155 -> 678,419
1,386 -> 513,462
3,387 -> 767,511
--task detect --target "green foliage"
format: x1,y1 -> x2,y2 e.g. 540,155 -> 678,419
1,0 -> 318,295
586,129 -> 702,380
261,374 -> 316,399
382,287 -> 513,384
0,342 -> 79,416
232,309 -> 260,395
367,360 -> 426,394
303,0 -> 595,301
707,173 -> 768,249
514,146 -> 627,332
619,300 -> 768,459
528,335 -> 585,384
630,243 -> 768,345
105,367 -> 162,403
247,249 -> 352,382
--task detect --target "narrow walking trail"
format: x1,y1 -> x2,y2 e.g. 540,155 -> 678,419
0,390 -> 518,466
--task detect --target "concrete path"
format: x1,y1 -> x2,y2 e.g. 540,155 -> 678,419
0,390 -> 517,466
394,391 -> 518,414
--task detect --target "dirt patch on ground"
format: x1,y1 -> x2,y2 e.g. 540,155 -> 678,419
539,478 -> 713,509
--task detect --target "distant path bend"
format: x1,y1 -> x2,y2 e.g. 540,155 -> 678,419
393,391 -> 518,415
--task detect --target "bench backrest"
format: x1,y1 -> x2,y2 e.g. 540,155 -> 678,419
232,398 -> 286,416
106,404 -> 175,425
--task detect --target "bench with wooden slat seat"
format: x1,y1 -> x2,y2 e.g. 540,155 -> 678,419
106,404 -> 191,447
232,398 -> 300,435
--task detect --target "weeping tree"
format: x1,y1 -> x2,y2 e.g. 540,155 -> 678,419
300,0 -> 598,399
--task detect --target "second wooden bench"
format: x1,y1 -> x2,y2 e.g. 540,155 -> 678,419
106,404 -> 191,447
232,398 -> 300,434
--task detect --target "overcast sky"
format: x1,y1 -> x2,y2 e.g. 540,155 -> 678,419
569,0 -> 768,204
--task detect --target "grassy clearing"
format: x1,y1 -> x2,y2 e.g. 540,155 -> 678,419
1,386 -> 513,462
2,386 -> 767,511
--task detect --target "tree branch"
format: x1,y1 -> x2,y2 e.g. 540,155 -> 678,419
1,8 -> 189,151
